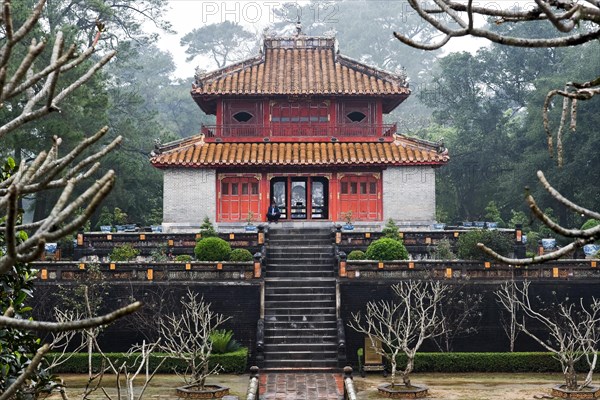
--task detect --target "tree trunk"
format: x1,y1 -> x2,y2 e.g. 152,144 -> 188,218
582,353 -> 597,389
565,362 -> 578,390
390,358 -> 396,387
402,355 -> 414,388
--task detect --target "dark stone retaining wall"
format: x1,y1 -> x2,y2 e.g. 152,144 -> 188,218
33,281 -> 261,364
32,276 -> 600,370
339,280 -> 600,367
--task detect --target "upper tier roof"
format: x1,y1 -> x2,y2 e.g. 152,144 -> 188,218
192,34 -> 410,114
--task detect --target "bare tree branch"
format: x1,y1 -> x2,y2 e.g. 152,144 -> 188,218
0,302 -> 142,331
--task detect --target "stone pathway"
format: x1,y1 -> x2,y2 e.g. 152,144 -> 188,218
260,372 -> 343,400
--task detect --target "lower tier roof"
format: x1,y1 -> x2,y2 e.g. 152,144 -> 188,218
150,135 -> 449,168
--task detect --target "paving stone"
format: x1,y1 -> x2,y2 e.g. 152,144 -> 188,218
260,373 -> 342,400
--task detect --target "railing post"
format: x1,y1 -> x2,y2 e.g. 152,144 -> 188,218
256,319 -> 265,368
514,224 -> 526,259
343,366 -> 357,400
337,318 -> 347,367
246,366 -> 260,400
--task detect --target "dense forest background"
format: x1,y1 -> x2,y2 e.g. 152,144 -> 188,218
3,0 -> 598,241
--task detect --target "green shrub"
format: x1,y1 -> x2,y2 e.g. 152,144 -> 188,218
382,218 -> 401,241
48,348 -> 248,374
365,238 -> 408,261
210,329 -> 234,354
194,237 -> 231,261
457,230 -> 513,261
210,329 -> 242,354
347,250 -> 366,260
175,254 -> 193,262
109,244 -> 139,261
229,248 -> 253,262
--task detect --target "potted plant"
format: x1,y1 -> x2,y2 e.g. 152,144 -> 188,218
245,211 -> 257,232
342,210 -> 354,230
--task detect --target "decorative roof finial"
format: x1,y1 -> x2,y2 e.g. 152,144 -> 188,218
295,18 -> 302,36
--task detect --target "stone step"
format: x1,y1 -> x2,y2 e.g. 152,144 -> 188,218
265,335 -> 338,344
264,299 -> 335,308
264,343 -> 338,353
267,251 -> 334,259
265,293 -> 335,301
263,349 -> 338,360
266,264 -> 334,271
264,314 -> 336,323
265,287 -> 335,295
264,277 -> 336,285
267,239 -> 332,245
263,359 -> 338,368
265,315 -> 337,328
267,271 -> 335,278
265,306 -> 335,315
268,228 -> 332,236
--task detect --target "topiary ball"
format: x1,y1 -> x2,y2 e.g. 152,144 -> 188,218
194,237 -> 232,261
347,250 -> 366,260
229,248 -> 253,262
365,238 -> 409,261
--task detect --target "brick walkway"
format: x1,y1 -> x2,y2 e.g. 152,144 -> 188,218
259,372 -> 343,400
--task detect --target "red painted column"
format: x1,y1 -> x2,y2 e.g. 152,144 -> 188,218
330,173 -> 339,222
259,173 -> 269,222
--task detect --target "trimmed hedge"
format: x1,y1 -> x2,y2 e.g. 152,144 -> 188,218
347,250 -> 366,261
382,352 -> 589,373
365,238 -> 409,261
194,237 -> 231,261
49,348 -> 248,374
229,248 -> 253,262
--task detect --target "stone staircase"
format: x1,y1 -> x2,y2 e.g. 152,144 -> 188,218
263,228 -> 338,369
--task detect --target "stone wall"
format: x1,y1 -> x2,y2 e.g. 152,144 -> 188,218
382,166 -> 436,226
34,281 -> 261,362
162,168 -> 216,232
339,280 -> 600,366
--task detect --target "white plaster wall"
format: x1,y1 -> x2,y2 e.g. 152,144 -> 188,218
162,169 -> 216,232
382,166 -> 436,226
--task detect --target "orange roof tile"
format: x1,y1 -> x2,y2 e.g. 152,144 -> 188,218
151,135 -> 449,169
192,36 -> 409,98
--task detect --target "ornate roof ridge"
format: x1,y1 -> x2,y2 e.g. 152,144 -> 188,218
337,54 -> 408,88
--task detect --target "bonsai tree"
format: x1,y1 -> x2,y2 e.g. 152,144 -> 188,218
382,218 -> 401,241
496,281 -> 600,391
158,290 -> 230,389
199,217 -> 218,238
349,280 -> 448,390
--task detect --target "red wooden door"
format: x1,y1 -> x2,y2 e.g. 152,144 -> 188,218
219,177 -> 260,222
339,175 -> 380,221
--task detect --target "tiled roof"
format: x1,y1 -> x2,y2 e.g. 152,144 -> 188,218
192,36 -> 409,97
150,135 -> 448,168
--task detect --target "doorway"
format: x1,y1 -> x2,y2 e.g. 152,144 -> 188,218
270,176 -> 329,220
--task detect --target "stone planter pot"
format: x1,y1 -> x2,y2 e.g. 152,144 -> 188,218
377,383 -> 429,399
176,384 -> 230,399
551,384 -> 600,399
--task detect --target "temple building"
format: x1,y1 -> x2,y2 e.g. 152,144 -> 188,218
150,31 -> 449,231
